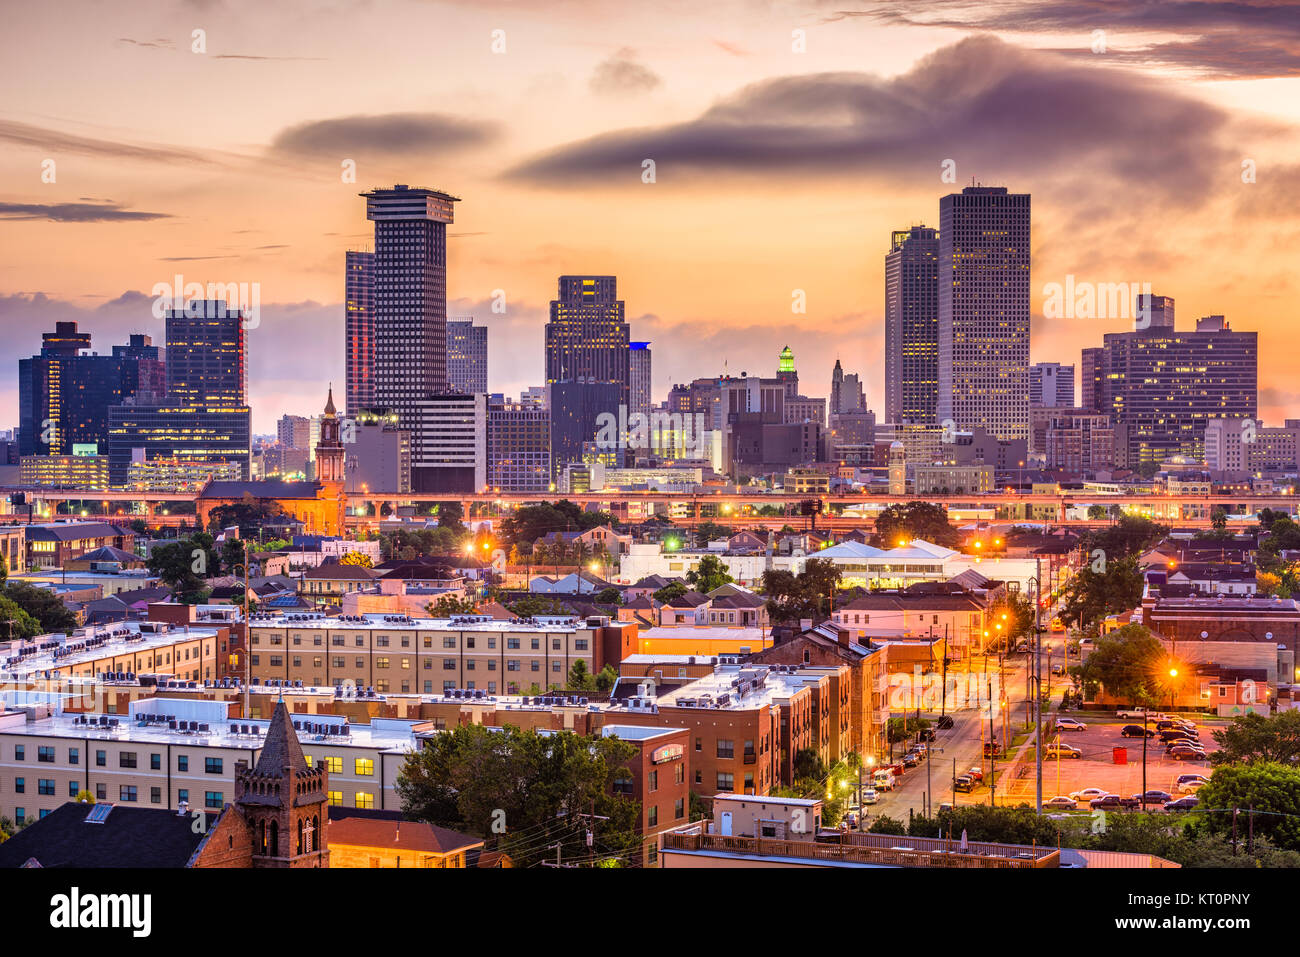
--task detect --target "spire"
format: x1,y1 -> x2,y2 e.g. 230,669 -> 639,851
253,700 -> 310,780
324,384 -> 336,417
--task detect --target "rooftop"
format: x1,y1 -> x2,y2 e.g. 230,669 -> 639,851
247,611 -> 613,632
1,621 -> 223,679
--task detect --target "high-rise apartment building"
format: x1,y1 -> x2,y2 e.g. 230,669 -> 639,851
446,318 -> 488,395
884,225 -> 939,425
1080,347 -> 1105,412
277,414 -> 311,451
1098,309 -> 1257,467
938,188 -> 1031,441
164,301 -> 247,405
1030,362 -> 1075,408
344,249 -> 374,415
362,185 -> 459,463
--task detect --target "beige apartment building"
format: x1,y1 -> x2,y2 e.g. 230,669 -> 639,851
0,698 -> 425,827
245,612 -> 635,696
1,621 -> 224,687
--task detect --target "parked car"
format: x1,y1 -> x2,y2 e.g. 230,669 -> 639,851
1042,795 -> 1078,810
954,775 -> 976,793
1046,743 -> 1082,759
1120,725 -> 1157,738
861,788 -> 878,805
1090,793 -> 1140,810
1070,787 -> 1109,802
1169,747 -> 1207,762
1178,779 -> 1208,793
1165,795 -> 1200,812
1055,717 -> 1087,732
1116,707 -> 1154,720
1133,790 -> 1173,805
1176,772 -> 1210,787
1160,730 -> 1198,744
902,752 -> 919,768
1156,719 -> 1193,732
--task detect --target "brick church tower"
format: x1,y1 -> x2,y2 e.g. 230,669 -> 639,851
315,385 -> 346,484
234,700 -> 330,868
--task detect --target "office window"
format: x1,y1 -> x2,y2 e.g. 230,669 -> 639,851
574,639 -> 589,651
647,805 -> 658,827
716,739 -> 734,759
151,787 -> 162,804
13,808 -> 23,824
96,750 -> 107,767
96,784 -> 106,800
324,756 -> 342,774
376,657 -> 390,669
648,770 -> 658,792
178,755 -> 189,772
507,661 -> 519,672
716,772 -> 734,791
178,788 -> 189,804
120,785 -> 138,802
37,746 -> 55,763
355,792 -> 375,809
68,747 -> 79,765
67,780 -> 79,797
675,798 -> 685,819
443,636 -> 456,648
531,661 -> 539,672
38,779 -> 55,795
270,656 -> 283,668
14,777 -> 24,794
530,638 -> 540,650
355,758 -> 374,776
14,745 -> 24,761
507,638 -> 520,650
205,791 -> 223,809
151,753 -> 162,771
205,757 -> 223,774
327,791 -> 342,806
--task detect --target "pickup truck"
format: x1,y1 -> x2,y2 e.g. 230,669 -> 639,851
1115,707 -> 1161,720
1089,793 -> 1140,810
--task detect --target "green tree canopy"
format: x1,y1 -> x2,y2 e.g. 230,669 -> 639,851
760,558 -> 842,625
1072,623 -> 1166,703
1059,554 -> 1143,627
871,502 -> 959,548
686,555 -> 735,594
1210,711 -> 1300,765
1,581 -> 78,634
1196,762 -> 1300,851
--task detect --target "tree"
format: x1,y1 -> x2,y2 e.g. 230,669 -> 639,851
145,535 -> 218,600
1059,555 -> 1142,627
220,537 -> 247,576
435,501 -> 466,532
1083,514 -> 1170,562
686,555 -> 734,594
396,724 -> 641,866
1259,515 -> 1300,572
206,498 -> 288,539
693,522 -> 734,547
1210,711 -> 1300,765
338,551 -> 374,568
427,595 -> 477,616
1086,504 -> 1107,520
1,581 -> 78,634
1196,763 -> 1300,851
871,502 -> 959,547
594,664 -> 618,694
653,581 -> 689,604
760,558 -> 841,625
593,586 -> 622,605
0,595 -> 41,640
507,595 -> 571,617
1072,623 -> 1165,704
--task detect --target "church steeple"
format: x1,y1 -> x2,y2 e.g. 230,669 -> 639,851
234,700 -> 331,867
315,384 -> 345,484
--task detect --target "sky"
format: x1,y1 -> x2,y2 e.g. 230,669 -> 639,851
3,0 -> 1300,433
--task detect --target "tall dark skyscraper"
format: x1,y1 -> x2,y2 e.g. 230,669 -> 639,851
1097,307 -> 1257,467
938,187 -> 1031,441
544,276 -> 630,470
629,341 -> 652,420
18,323 -> 165,457
545,276 -> 630,403
1080,346 -> 1105,412
362,184 -> 459,462
164,302 -> 247,404
107,300 -> 251,484
884,225 -> 939,425
344,249 -> 374,415
447,318 -> 488,394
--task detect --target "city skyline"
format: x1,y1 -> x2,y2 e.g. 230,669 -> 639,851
4,2 -> 1300,432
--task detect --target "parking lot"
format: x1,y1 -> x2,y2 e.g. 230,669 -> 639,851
963,714 -> 1222,810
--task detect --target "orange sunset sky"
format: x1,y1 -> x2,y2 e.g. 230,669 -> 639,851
3,0 -> 1300,432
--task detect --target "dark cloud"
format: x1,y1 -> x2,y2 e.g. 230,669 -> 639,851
0,201 -> 171,223
506,35 -> 1234,200
271,112 -> 498,158
589,48 -> 662,95
0,120 -> 221,166
824,0 -> 1300,78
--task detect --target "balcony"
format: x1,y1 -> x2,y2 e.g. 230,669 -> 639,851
662,830 -> 1059,868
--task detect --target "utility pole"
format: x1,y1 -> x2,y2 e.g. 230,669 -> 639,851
988,671 -> 996,807
940,624 -> 949,718
1033,558 -> 1043,815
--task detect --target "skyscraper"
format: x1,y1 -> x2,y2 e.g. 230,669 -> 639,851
830,359 -> 866,415
488,398 -> 551,492
938,187 -> 1031,441
362,184 -> 459,463
344,249 -> 374,415
18,323 -> 165,457
884,225 -> 939,425
1098,306 -> 1257,467
106,301 -> 252,484
446,318 -> 488,394
544,276 -> 630,471
164,301 -> 247,405
1029,362 -> 1075,408
630,342 -> 652,420
1080,347 -> 1105,412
